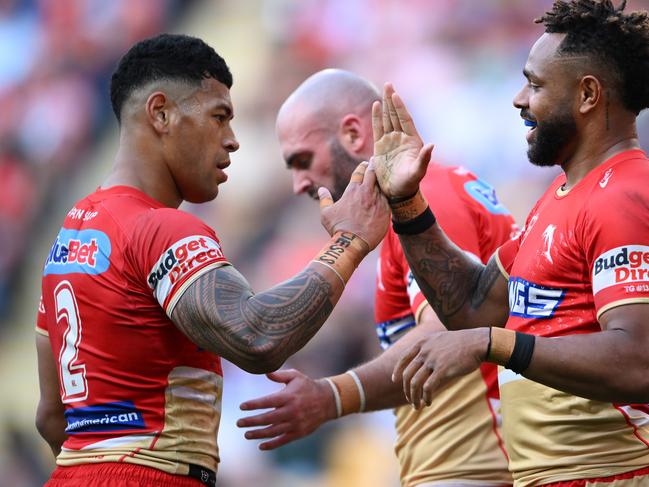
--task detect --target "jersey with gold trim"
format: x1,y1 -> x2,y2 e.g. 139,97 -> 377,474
36,185 -> 229,477
375,164 -> 515,486
496,149 -> 649,486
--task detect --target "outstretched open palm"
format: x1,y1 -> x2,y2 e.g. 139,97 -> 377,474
372,84 -> 434,200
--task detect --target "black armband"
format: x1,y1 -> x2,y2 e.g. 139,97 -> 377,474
505,332 -> 536,374
392,207 -> 436,235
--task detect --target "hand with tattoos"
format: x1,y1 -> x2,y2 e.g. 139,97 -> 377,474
171,161 -> 389,374
371,84 -> 510,408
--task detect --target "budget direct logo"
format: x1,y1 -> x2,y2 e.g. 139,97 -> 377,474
148,236 -> 226,304
44,229 -> 111,276
592,245 -> 649,294
64,401 -> 146,434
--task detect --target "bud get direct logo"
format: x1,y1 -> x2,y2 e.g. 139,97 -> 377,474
592,245 -> 649,294
148,235 -> 226,309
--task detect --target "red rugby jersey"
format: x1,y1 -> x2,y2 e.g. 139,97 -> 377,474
495,149 -> 649,486
36,185 -> 229,476
375,164 -> 515,486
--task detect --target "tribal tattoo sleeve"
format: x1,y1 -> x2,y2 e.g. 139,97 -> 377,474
172,265 -> 334,373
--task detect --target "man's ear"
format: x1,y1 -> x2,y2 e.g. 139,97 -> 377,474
339,114 -> 365,153
146,91 -> 170,134
578,75 -> 602,115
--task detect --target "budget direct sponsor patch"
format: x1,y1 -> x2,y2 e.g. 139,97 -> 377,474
148,235 -> 226,307
44,228 -> 111,275
592,245 -> 649,294
64,401 -> 146,434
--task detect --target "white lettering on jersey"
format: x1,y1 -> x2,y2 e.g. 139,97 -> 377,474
508,277 -> 565,318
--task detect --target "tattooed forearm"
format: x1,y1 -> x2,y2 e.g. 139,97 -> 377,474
172,265 -> 334,373
399,225 -> 509,329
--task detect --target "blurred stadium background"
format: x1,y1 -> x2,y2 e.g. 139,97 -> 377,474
1,0 -> 648,485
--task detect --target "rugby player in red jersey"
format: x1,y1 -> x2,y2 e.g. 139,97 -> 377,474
34,34 -> 389,487
237,69 -> 514,486
364,1 -> 649,485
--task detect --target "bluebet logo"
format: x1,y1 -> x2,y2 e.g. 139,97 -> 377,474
64,401 -> 146,434
508,277 -> 565,319
44,228 -> 111,276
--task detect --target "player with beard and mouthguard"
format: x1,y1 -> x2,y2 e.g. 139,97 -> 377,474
353,0 -> 649,485
34,35 -> 389,487
237,69 -> 514,487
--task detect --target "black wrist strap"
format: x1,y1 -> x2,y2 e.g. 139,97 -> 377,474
392,207 -> 436,235
505,332 -> 535,374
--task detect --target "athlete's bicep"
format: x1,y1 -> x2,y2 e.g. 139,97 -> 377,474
171,263 -> 335,373
599,303 -> 649,341
171,264 -> 255,360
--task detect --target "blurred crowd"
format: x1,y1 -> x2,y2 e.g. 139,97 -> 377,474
0,0 -> 184,318
2,0 -> 649,486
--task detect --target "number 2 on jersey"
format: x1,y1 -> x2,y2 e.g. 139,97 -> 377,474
54,281 -> 88,403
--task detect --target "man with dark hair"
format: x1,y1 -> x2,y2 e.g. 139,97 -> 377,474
362,1 -> 649,485
34,34 -> 388,486
237,69 -> 514,487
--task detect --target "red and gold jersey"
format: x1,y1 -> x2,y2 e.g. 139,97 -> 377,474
36,185 -> 230,477
496,150 -> 649,486
376,164 -> 515,486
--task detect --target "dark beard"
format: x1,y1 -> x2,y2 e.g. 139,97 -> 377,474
527,111 -> 577,167
329,137 -> 365,201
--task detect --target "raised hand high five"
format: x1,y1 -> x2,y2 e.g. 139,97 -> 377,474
372,83 -> 434,200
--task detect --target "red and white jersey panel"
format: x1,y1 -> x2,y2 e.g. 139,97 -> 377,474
495,150 -> 649,486
36,185 -> 229,476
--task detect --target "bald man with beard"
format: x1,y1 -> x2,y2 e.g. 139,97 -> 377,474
238,69 -> 514,487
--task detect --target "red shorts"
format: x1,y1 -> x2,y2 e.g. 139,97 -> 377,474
45,463 -> 205,487
542,466 -> 649,486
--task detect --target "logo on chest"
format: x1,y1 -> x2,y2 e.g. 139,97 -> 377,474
541,224 -> 556,263
508,277 -> 566,318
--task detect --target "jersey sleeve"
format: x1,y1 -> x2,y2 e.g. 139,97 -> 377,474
374,231 -> 417,349
35,294 -> 48,336
129,208 -> 230,317
583,175 -> 649,318
495,236 -> 519,279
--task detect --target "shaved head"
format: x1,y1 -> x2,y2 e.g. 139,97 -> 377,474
277,69 -> 379,201
277,69 -> 380,132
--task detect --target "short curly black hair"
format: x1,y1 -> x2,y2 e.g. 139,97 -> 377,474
536,0 -> 649,114
110,33 -> 233,122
